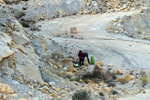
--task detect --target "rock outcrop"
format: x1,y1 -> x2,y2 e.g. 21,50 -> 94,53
107,7 -> 150,40
24,0 -> 84,20
22,0 -> 150,21
0,1 -> 42,81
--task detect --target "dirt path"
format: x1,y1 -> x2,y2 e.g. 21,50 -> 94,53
35,11 -> 150,70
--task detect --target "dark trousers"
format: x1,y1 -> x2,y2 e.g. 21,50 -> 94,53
79,58 -> 84,66
85,55 -> 90,63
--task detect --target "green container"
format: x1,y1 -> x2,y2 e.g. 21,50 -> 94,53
91,55 -> 95,64
73,64 -> 79,68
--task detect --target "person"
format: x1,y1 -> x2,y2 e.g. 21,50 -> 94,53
83,51 -> 90,64
78,50 -> 84,66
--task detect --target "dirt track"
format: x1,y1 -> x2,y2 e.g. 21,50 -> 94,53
35,11 -> 150,70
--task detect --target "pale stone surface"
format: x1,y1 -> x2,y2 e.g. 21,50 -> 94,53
70,27 -> 77,33
0,3 -> 42,81
0,32 -> 13,61
25,0 -> 84,20
0,83 -> 14,94
124,74 -> 132,83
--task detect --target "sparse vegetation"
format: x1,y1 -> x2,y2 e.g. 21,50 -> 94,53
18,11 -> 25,19
111,90 -> 118,95
140,74 -> 148,86
4,0 -> 20,4
20,21 -> 30,27
72,90 -> 91,100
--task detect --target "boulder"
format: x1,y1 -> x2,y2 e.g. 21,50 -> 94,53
96,61 -> 104,66
25,0 -> 84,20
70,66 -> 77,72
0,0 -> 5,4
53,65 -> 58,70
52,93 -> 57,98
124,74 -> 132,83
0,83 -> 14,94
107,64 -> 113,67
115,68 -> 122,75
70,27 -> 77,33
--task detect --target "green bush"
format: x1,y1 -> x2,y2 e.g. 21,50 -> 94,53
111,90 -> 118,95
72,90 -> 91,100
20,21 -> 30,27
140,74 -> 148,86
19,11 -> 25,18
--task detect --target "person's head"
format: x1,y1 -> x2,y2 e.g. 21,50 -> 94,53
79,50 -> 82,53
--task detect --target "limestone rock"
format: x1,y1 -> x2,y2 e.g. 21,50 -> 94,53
61,94 -> 65,98
0,83 -> 14,94
53,65 -> 58,70
99,82 -> 105,86
115,68 -> 122,75
70,66 -> 76,72
97,61 -> 104,66
108,64 -> 113,67
25,0 -> 84,20
8,93 -> 18,97
52,93 -> 57,98
124,74 -> 132,83
82,65 -> 87,69
0,3 -> 42,81
0,32 -> 13,61
70,27 -> 77,33
0,0 -> 5,4
113,19 -> 118,22
96,64 -> 103,70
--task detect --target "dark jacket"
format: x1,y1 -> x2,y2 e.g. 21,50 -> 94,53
78,51 -> 84,59
83,52 -> 88,57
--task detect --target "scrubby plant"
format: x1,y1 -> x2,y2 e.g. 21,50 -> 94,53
105,79 -> 113,84
72,90 -> 91,100
99,92 -> 104,96
107,82 -> 116,87
20,21 -> 30,27
19,11 -> 25,18
112,74 -> 117,80
140,74 -> 148,86
120,80 -> 126,84
81,66 -> 116,84
111,90 -> 118,95
4,0 -> 20,4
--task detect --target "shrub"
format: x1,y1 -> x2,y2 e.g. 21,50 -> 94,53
99,92 -> 104,96
140,74 -> 148,86
4,0 -> 20,4
20,21 -> 30,27
72,90 -> 91,100
120,80 -> 126,84
19,11 -> 25,18
105,79 -> 113,84
107,82 -> 116,87
111,90 -> 118,95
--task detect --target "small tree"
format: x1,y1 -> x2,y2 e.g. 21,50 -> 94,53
72,90 -> 91,100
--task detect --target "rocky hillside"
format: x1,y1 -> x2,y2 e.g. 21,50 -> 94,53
107,7 -> 150,41
0,1 -> 42,82
0,0 -> 150,100
4,0 -> 150,21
